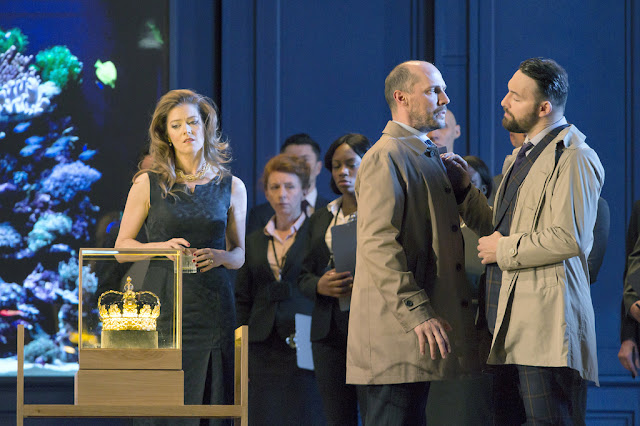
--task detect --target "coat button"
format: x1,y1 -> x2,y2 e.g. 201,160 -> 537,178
451,224 -> 459,232
509,248 -> 517,256
444,186 -> 452,194
405,300 -> 414,307
456,263 -> 463,271
429,150 -> 436,157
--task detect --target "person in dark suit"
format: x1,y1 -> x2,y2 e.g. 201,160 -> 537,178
235,154 -> 325,426
298,133 -> 371,425
247,133 -> 329,233
619,200 -> 640,376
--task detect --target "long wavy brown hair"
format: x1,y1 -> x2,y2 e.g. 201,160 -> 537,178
135,89 -> 231,198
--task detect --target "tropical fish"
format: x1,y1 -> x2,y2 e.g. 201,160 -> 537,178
68,331 -> 98,346
25,135 -> 45,145
50,243 -> 72,253
20,144 -> 41,157
0,309 -> 23,316
95,60 -> 117,89
63,346 -> 77,354
78,145 -> 97,160
13,122 -> 31,133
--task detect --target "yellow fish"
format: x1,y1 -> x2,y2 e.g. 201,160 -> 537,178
95,59 -> 117,88
69,331 -> 98,346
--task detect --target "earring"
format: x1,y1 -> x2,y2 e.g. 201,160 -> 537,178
168,138 -> 173,147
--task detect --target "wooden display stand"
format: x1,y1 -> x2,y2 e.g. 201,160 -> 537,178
16,324 -> 248,425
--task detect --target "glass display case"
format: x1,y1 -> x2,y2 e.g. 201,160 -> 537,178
76,248 -> 184,404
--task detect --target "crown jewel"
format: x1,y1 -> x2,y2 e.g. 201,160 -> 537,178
98,276 -> 160,331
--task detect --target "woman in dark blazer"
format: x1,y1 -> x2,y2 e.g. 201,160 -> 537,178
235,154 -> 325,426
298,134 -> 371,425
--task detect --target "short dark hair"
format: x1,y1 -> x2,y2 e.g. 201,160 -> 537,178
324,133 -> 372,195
384,62 -> 419,113
463,155 -> 493,199
280,133 -> 321,161
519,58 -> 569,110
261,154 -> 310,192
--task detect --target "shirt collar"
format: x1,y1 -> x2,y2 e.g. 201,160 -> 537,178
526,116 -> 568,147
264,212 -> 306,240
305,187 -> 318,207
392,120 -> 433,145
327,196 -> 342,215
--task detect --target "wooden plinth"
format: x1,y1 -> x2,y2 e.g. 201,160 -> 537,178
79,348 -> 181,370
75,369 -> 184,405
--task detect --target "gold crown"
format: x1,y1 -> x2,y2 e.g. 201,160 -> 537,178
98,276 -> 160,331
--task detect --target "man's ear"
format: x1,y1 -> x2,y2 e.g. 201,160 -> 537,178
538,100 -> 553,118
454,124 -> 461,139
393,90 -> 407,107
480,184 -> 488,196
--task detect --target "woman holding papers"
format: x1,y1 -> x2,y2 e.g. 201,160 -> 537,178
235,154 -> 325,425
298,134 -> 371,426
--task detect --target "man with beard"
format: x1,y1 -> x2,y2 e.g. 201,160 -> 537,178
346,60 -> 479,425
443,58 -> 603,424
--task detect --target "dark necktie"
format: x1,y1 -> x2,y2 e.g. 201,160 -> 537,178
510,141 -> 534,176
301,199 -> 311,217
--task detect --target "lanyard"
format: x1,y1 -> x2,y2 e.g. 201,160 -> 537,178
270,236 -> 288,275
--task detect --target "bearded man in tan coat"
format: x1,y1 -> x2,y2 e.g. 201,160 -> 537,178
443,58 -> 603,425
346,61 -> 479,426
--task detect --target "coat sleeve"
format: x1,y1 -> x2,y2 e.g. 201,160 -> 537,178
458,185 -> 494,237
356,148 -> 436,332
496,148 -> 604,271
624,224 -> 640,313
621,201 -> 640,341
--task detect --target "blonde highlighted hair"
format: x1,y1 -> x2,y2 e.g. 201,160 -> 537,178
135,89 -> 231,198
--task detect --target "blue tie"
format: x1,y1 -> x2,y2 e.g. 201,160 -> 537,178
510,142 -> 534,176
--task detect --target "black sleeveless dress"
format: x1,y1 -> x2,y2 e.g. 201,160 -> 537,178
143,171 -> 235,425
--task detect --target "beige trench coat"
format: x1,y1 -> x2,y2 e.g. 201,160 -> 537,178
460,124 -> 603,384
346,121 -> 479,385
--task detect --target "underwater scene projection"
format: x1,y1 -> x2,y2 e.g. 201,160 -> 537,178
0,1 -> 169,375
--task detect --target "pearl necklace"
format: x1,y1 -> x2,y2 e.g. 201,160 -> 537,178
176,162 -> 210,182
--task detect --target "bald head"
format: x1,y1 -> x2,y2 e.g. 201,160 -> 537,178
427,110 -> 460,152
384,61 -> 449,132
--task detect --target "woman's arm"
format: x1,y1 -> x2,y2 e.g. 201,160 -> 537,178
115,174 -> 190,256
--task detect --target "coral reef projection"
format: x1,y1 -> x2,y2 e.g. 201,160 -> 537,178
0,27 -> 100,374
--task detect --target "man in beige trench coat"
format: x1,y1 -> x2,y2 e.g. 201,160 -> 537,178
346,60 -> 479,425
443,58 -> 604,425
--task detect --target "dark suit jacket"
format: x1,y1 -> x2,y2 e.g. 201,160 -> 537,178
298,206 -> 349,341
247,194 -> 330,235
235,219 -> 314,342
589,197 -> 610,284
621,200 -> 640,343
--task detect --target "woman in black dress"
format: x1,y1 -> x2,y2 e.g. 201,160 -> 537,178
116,89 -> 246,425
298,133 -> 371,425
235,154 -> 325,425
